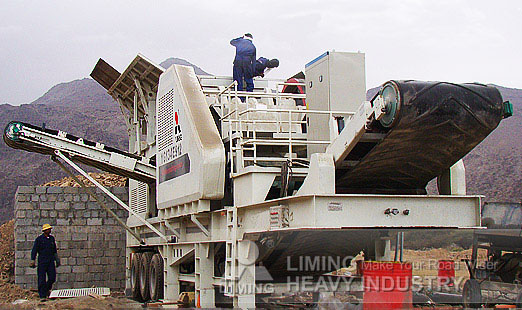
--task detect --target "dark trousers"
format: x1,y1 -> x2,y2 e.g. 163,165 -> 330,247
37,261 -> 56,298
233,61 -> 254,95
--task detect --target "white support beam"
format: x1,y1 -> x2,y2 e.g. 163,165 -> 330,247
164,220 -> 181,240
191,214 -> 210,237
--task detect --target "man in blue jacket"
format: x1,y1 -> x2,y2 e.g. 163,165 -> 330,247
254,57 -> 279,77
230,33 -> 256,95
31,224 -> 60,299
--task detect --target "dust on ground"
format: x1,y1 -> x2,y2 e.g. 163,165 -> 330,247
41,173 -> 127,187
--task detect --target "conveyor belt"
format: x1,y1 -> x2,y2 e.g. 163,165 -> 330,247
4,121 -> 156,184
335,81 -> 504,194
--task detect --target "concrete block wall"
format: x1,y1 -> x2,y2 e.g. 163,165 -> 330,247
14,186 -> 128,291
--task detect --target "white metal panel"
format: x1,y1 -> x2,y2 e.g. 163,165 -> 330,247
236,194 -> 482,234
156,65 -> 225,208
305,51 -> 366,155
129,179 -> 148,214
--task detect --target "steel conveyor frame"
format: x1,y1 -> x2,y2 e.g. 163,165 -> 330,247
3,121 -> 155,184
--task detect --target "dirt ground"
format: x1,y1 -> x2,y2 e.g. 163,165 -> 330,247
403,248 -> 488,290
3,296 -> 143,309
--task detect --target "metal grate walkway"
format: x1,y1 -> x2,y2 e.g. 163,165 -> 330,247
49,287 -> 110,299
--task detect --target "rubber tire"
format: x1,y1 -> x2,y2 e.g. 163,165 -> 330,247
149,253 -> 164,301
139,252 -> 154,301
130,252 -> 143,301
462,279 -> 482,308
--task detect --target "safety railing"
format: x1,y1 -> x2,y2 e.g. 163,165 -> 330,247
202,78 -> 354,174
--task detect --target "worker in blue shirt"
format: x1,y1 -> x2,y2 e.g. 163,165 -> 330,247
31,224 -> 60,299
230,33 -> 256,95
254,57 -> 279,77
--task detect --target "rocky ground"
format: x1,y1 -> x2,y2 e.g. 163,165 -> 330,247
41,173 -> 127,187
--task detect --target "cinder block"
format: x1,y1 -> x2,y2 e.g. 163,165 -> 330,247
55,202 -> 69,210
31,195 -> 39,202
39,195 -> 47,202
16,195 -> 28,202
87,218 -> 102,226
64,194 -> 73,202
72,203 -> 86,210
39,202 -> 54,210
15,210 -> 26,219
56,219 -> 70,226
15,202 -> 34,210
71,233 -> 88,241
86,202 -> 100,210
57,274 -> 68,282
58,249 -> 70,257
35,187 -> 47,194
80,194 -> 89,202
72,265 -> 87,273
41,210 -> 48,217
82,211 -> 91,218
47,194 -> 57,202
17,186 -> 35,194
59,266 -> 71,274
63,187 -> 79,194
46,187 -> 62,194
72,218 -> 87,225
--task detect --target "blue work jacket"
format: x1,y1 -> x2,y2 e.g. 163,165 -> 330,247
31,234 -> 57,264
230,37 -> 256,66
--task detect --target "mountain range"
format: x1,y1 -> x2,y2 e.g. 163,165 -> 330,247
0,59 -> 520,222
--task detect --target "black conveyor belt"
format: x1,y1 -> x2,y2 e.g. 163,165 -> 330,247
336,81 -> 504,194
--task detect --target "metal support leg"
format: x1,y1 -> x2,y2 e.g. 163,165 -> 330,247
375,236 -> 392,261
235,240 -> 256,309
161,245 -> 180,302
125,237 -> 133,296
195,243 -> 215,307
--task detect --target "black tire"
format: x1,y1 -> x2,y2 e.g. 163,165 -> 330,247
130,252 -> 142,301
149,253 -> 164,301
462,279 -> 482,308
139,252 -> 154,301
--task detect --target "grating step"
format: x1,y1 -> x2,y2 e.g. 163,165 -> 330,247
49,287 -> 110,299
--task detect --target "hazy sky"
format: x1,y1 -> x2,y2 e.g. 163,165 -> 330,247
1,0 -> 521,105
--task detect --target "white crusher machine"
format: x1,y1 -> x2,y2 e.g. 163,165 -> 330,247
4,51 -> 512,307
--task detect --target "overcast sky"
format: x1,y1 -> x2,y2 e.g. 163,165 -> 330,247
1,0 -> 520,105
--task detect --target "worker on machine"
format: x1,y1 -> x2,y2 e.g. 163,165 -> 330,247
254,57 -> 279,77
30,224 -> 60,300
230,33 -> 256,97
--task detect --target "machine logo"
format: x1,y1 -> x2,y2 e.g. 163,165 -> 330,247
158,109 -> 190,183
